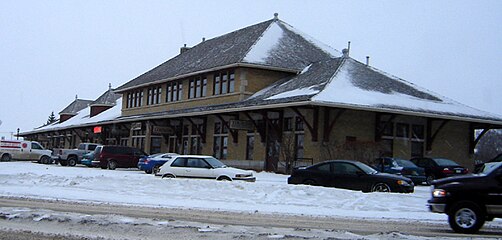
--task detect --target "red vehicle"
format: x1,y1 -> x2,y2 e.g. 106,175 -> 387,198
92,145 -> 147,170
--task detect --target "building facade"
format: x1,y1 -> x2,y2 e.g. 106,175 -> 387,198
21,16 -> 502,172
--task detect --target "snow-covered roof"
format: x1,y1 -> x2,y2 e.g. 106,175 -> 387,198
24,98 -> 122,135
115,16 -> 339,92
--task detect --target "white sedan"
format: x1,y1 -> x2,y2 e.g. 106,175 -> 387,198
158,155 -> 256,182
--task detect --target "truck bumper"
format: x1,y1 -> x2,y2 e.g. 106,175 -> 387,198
428,203 -> 447,213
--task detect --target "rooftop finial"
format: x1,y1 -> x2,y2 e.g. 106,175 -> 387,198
75,95 -> 78,100
108,83 -> 112,90
273,13 -> 279,20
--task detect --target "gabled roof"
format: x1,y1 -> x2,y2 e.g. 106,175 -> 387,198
59,98 -> 93,115
92,86 -> 121,106
115,16 -> 340,92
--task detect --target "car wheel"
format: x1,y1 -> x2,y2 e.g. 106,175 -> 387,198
217,176 -> 232,181
448,201 -> 485,234
40,156 -> 50,164
426,175 -> 435,185
162,174 -> 175,179
1,154 -> 11,162
145,169 -> 152,174
371,183 -> 391,192
59,160 -> 68,166
152,165 -> 161,175
67,156 -> 77,167
107,161 -> 117,170
303,179 -> 317,185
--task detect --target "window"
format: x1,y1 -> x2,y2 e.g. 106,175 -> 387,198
246,135 -> 254,160
283,117 -> 293,131
126,89 -> 144,108
295,134 -> 304,159
396,123 -> 409,138
189,76 -> 207,99
412,124 -> 425,140
166,81 -> 183,102
379,122 -> 394,137
147,85 -> 162,105
213,121 -> 228,159
187,158 -> 210,168
295,117 -> 304,131
171,158 -> 186,167
213,70 -> 235,95
312,163 -> 330,172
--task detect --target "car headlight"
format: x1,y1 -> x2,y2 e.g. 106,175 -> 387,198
397,180 -> 410,186
432,189 -> 447,197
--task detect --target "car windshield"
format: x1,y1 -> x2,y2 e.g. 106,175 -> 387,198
479,162 -> 502,175
395,159 -> 417,168
354,161 -> 378,174
204,157 -> 227,168
434,158 -> 460,166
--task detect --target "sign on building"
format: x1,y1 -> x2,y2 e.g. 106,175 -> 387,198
229,120 -> 255,131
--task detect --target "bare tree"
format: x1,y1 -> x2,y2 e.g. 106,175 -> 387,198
475,129 -> 502,162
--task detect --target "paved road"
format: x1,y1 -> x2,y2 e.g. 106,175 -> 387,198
0,197 -> 501,239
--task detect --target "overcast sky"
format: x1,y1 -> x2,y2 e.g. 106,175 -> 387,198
1,0 -> 501,139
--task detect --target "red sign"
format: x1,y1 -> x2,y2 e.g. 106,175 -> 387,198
93,126 -> 102,134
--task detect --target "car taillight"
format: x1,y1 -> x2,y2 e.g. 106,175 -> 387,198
144,159 -> 149,164
442,168 -> 453,174
463,168 -> 469,174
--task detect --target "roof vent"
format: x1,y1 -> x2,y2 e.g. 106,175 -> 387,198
108,83 -> 112,90
366,56 -> 370,66
202,37 -> 206,42
342,49 -> 349,57
273,13 -> 279,20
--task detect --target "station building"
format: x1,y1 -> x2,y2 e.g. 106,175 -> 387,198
20,15 -> 502,171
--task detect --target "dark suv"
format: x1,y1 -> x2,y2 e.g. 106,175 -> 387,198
428,162 -> 502,233
92,145 -> 147,170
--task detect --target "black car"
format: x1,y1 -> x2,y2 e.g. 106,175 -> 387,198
428,162 -> 502,233
474,153 -> 502,173
287,160 -> 414,193
372,157 -> 426,185
410,157 -> 468,185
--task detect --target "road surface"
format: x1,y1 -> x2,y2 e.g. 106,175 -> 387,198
0,197 -> 501,239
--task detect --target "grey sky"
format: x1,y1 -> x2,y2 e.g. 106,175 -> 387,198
1,0 -> 501,139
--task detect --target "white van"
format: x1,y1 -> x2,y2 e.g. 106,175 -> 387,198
0,140 -> 52,163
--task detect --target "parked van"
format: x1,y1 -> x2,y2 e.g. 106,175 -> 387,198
92,145 -> 146,170
0,140 -> 52,163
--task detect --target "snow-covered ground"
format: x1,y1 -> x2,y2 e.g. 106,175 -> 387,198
0,161 -> 500,225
